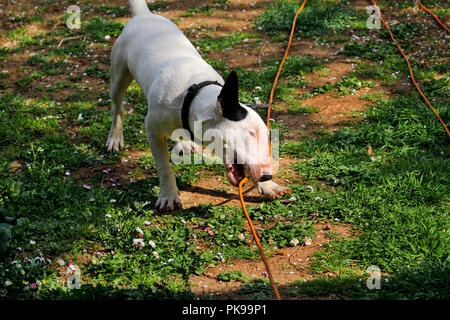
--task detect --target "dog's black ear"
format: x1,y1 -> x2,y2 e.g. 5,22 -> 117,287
218,71 -> 247,121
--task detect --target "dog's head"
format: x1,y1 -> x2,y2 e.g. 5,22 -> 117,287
214,71 -> 273,186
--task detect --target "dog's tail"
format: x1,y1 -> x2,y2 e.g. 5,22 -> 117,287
129,0 -> 151,17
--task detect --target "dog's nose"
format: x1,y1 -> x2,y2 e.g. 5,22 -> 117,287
259,174 -> 272,182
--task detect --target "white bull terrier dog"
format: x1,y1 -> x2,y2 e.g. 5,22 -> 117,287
106,0 -> 290,211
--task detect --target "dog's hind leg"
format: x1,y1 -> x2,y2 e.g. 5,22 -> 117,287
106,52 -> 133,152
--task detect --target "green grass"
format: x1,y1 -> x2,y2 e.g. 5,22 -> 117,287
380,23 -> 423,40
182,6 -> 216,17
224,55 -> 324,104
255,0 -> 367,37
83,17 -> 125,42
26,54 -> 68,76
93,5 -> 130,17
6,27 -> 40,49
84,64 -> 110,81
193,32 -> 256,53
281,75 -> 449,299
379,0 -> 444,9
287,104 -> 319,115
217,270 -> 246,282
343,41 -> 400,62
288,274 -> 365,298
302,75 -> 375,99
239,278 -> 279,299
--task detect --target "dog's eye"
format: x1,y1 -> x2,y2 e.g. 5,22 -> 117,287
249,130 -> 256,137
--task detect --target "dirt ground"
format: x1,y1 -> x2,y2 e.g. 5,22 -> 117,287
188,222 -> 356,299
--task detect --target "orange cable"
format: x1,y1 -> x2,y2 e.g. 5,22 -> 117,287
418,1 -> 450,33
370,0 -> 450,138
267,0 -> 308,128
237,0 -> 308,301
238,177 -> 281,300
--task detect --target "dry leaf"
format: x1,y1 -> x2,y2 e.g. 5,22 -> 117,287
367,144 -> 374,155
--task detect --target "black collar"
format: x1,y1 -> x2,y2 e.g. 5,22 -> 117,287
181,80 -> 222,141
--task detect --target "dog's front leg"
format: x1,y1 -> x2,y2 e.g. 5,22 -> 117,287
256,180 -> 290,200
147,133 -> 182,211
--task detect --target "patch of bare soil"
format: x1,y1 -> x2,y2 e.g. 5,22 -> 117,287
72,149 -> 297,209
275,84 -> 385,136
72,149 -> 155,187
166,0 -> 270,34
188,222 -> 357,300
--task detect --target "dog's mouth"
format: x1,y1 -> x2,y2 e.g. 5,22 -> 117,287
225,163 -> 246,186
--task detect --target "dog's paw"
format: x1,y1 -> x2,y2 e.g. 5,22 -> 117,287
256,180 -> 290,201
172,140 -> 201,156
156,192 -> 182,212
106,132 -> 124,152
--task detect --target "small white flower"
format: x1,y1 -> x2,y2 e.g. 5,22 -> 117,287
133,238 -> 145,247
304,238 -> 313,246
105,214 -> 112,219
109,199 -> 117,203
215,252 -> 225,262
148,240 -> 156,248
105,35 -> 111,40
152,251 -> 159,259
136,227 -> 144,235
144,221 -> 151,226
29,240 -> 36,245
290,238 -> 299,246
5,281 -> 12,286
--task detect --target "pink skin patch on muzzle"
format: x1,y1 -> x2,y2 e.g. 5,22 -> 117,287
225,163 -> 245,186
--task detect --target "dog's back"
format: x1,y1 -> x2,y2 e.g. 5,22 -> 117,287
114,0 -> 220,105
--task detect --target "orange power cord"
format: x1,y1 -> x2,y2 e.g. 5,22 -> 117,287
237,0 -> 308,301
418,1 -> 450,33
370,0 -> 450,138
